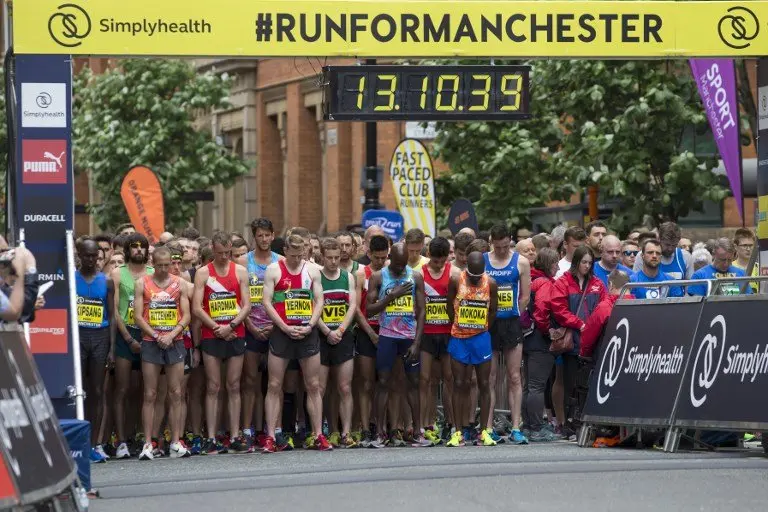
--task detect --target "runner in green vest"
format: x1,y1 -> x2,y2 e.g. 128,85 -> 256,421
318,238 -> 358,448
111,234 -> 153,459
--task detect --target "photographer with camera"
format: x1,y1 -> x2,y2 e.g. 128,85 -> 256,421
0,235 -> 39,324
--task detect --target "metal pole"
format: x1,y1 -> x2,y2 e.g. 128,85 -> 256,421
363,58 -> 380,212
18,228 -> 30,347
66,230 -> 84,420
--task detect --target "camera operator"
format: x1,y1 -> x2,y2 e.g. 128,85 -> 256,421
0,241 -> 39,324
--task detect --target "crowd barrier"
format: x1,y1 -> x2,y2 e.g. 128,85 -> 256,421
578,277 -> 768,453
0,330 -> 85,510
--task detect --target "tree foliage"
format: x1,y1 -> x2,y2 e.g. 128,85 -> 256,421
73,59 -> 250,231
433,59 -> 731,233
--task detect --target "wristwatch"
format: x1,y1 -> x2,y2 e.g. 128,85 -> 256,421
229,321 -> 238,330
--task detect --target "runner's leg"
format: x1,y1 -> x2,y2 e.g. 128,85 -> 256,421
299,354 -> 324,435
166,362 -> 186,443
335,359 -> 355,435
225,355 -> 245,437
265,353 -> 289,438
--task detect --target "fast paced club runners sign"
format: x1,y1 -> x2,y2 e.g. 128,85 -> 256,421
15,1 -> 768,57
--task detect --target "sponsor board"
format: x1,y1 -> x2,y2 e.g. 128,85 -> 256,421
21,139 -> 68,185
20,83 -> 67,128
16,1 -> 768,57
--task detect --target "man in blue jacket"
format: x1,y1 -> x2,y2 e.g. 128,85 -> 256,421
688,238 -> 750,296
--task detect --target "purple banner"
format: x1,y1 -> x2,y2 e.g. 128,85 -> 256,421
690,59 -> 744,220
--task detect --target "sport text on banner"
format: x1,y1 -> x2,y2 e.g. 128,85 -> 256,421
389,139 -> 436,238
17,1 -> 768,57
690,59 -> 744,221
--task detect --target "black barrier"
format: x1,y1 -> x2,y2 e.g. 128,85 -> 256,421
673,294 -> 768,432
0,331 -> 76,505
581,296 -> 704,427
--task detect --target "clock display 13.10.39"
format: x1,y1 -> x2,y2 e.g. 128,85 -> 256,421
324,65 -> 531,121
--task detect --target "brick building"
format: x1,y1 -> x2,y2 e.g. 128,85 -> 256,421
72,57 -> 758,237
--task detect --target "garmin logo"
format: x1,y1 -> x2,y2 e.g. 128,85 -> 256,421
39,272 -> 65,281
23,214 -> 66,223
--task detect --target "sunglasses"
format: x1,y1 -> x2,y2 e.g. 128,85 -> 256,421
171,255 -> 183,262
623,250 -> 639,257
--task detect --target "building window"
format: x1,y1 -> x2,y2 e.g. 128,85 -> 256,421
679,124 -> 717,157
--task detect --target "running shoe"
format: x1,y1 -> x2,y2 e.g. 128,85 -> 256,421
488,430 -> 504,444
341,433 -> 358,448
509,429 -> 529,445
190,436 -> 202,455
262,436 -> 278,454
446,431 -> 465,447
411,434 -> 433,448
138,443 -> 154,461
369,434 -> 387,449
115,442 -> 131,460
529,425 -> 561,443
201,438 -> 218,455
276,432 -> 294,451
424,428 -> 440,446
360,430 -> 373,448
170,441 -> 191,458
90,446 -> 108,463
151,438 -> 165,458
103,443 -> 117,458
389,430 -> 407,447
328,432 -> 342,448
441,424 -> 453,442
303,433 -> 317,450
216,439 -> 228,454
163,428 -> 172,444
315,434 -> 333,451
479,429 -> 497,446
351,431 -> 362,443
93,444 -> 110,461
230,436 -> 250,454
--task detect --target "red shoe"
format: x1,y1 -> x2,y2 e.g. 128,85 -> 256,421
261,436 -> 277,453
255,433 -> 268,449
315,434 -> 333,451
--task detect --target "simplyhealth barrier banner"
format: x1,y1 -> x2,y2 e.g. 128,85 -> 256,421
675,296 -> 768,431
581,298 -> 703,426
17,1 -> 768,57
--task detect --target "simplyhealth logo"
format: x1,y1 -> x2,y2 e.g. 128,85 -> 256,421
718,6 -> 760,50
48,4 -> 92,48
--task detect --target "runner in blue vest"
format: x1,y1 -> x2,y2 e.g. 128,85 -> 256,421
484,225 -> 531,445
76,239 -> 115,462
633,222 -> 693,280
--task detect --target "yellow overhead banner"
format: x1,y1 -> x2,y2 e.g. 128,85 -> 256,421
14,1 -> 768,57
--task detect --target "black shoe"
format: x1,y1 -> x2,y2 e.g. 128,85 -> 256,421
230,436 -> 249,454
201,438 -> 218,455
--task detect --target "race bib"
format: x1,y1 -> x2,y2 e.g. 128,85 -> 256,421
209,291 -> 239,321
457,299 -> 489,330
322,298 -> 347,328
77,297 -> 104,327
285,289 -> 313,322
126,297 -> 136,326
149,299 -> 178,330
385,294 -> 414,317
497,284 -> 514,312
249,274 -> 263,305
425,296 -> 449,325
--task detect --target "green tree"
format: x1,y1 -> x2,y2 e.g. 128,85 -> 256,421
432,61 -> 566,230
73,59 -> 250,231
432,60 -> 730,232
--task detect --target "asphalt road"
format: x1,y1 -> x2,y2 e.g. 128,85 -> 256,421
88,440 -> 768,512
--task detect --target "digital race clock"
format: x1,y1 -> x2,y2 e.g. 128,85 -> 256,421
323,65 -> 531,121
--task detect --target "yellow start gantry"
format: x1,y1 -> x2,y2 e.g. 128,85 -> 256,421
13,1 -> 768,58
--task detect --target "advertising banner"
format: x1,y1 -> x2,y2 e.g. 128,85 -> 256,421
14,54 -> 76,418
120,165 -> 165,244
674,297 -> 768,431
581,299 -> 702,426
0,333 -> 76,505
690,59 -> 744,220
17,1 -> 768,58
388,139 -> 436,237
447,198 -> 479,235
361,209 -> 405,242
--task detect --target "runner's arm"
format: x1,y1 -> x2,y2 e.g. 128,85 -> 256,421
106,277 -> 116,356
110,268 -> 132,341
262,263 -> 291,334
340,271 -> 358,332
178,284 -> 191,334
413,272 -> 425,345
365,272 -> 390,316
231,264 -> 252,327
488,278 -> 498,327
447,274 -> 458,325
192,266 -> 217,330
132,279 -> 153,340
308,267 -> 324,329
517,256 -> 531,312
354,267 -> 376,337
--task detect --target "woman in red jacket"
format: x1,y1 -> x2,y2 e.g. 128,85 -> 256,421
522,248 -> 561,441
549,245 -> 607,432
